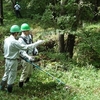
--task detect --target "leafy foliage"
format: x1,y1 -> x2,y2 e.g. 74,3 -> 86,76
1,0 -> 100,99
40,8 -> 55,29
73,23 -> 100,67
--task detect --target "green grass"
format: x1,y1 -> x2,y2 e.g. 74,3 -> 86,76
1,1 -> 100,99
0,54 -> 100,100
1,18 -> 100,99
0,41 -> 100,100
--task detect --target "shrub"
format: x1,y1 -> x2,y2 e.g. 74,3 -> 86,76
73,24 -> 100,67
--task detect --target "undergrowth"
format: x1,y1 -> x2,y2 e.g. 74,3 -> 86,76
0,52 -> 100,100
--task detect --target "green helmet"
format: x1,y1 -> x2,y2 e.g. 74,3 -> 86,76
21,23 -> 30,31
16,2 -> 18,4
10,25 -> 20,33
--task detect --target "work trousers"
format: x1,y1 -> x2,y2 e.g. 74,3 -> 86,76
19,60 -> 33,82
2,59 -> 18,85
15,10 -> 22,18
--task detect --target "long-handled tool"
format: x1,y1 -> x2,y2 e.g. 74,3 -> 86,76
30,61 -> 72,89
20,56 -> 72,90
24,57 -> 66,85
31,61 -> 65,85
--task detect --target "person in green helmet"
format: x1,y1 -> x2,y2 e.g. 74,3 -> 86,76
18,23 -> 39,88
14,2 -> 22,18
0,25 -> 44,93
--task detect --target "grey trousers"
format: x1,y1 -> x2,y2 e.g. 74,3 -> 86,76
2,59 -> 18,85
19,60 -> 33,82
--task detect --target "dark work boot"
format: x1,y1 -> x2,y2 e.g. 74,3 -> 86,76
7,84 -> 13,93
25,77 -> 30,83
0,80 -> 7,90
19,82 -> 23,88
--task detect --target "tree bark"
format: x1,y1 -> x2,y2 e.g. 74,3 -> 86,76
92,0 -> 100,21
0,0 -> 3,25
64,0 -> 82,58
58,33 -> 64,53
65,34 -> 75,58
72,0 -> 83,31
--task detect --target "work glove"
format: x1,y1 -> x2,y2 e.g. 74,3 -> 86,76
36,40 -> 45,45
32,40 -> 45,48
33,48 -> 38,55
27,40 -> 45,50
28,56 -> 35,62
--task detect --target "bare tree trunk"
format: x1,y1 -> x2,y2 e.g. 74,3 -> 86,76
11,0 -> 16,8
93,0 -> 100,21
65,34 -> 75,58
72,0 -> 83,31
0,0 -> 3,25
60,0 -> 66,15
11,0 -> 16,4
58,33 -> 64,53
65,0 -> 82,58
65,0 -> 83,58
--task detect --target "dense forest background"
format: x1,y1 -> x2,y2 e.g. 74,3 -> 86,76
2,0 -> 100,27
0,0 -> 100,100
0,0 -> 100,67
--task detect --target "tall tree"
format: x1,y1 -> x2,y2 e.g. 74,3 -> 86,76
0,0 -> 3,25
11,0 -> 16,8
92,0 -> 100,21
11,0 -> 16,4
71,0 -> 83,31
65,0 -> 83,58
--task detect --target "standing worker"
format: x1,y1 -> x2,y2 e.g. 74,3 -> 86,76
0,25 -> 44,93
14,2 -> 22,18
18,23 -> 39,88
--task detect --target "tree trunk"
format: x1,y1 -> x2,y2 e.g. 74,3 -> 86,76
92,0 -> 100,21
65,34 -> 75,58
60,0 -> 66,15
58,33 -> 64,53
65,0 -> 82,58
72,0 -> 82,31
0,0 -> 3,25
11,0 -> 16,5
11,0 -> 16,9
